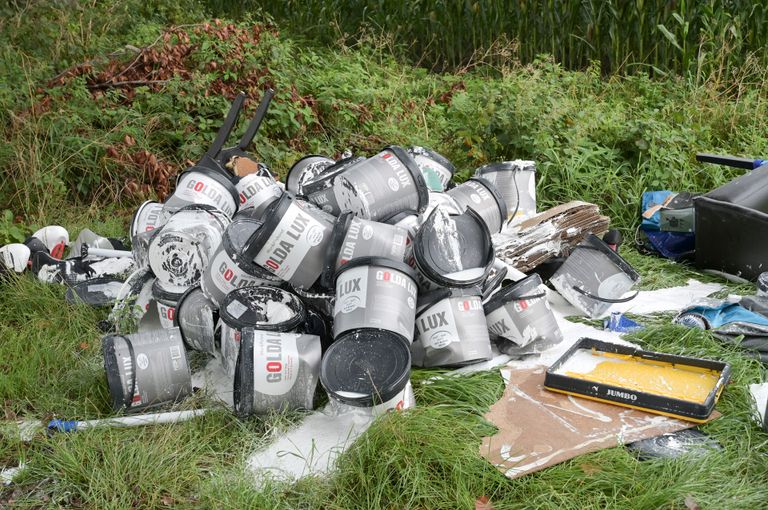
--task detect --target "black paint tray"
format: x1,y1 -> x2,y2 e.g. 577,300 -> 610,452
544,338 -> 730,423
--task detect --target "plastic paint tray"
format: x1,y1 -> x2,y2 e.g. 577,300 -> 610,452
544,338 -> 730,423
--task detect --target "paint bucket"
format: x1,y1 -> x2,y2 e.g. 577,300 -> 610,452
321,212 -> 409,288
162,161 -> 239,218
102,328 -> 192,412
386,212 -> 421,239
244,194 -> 334,289
332,256 -> 419,341
549,234 -> 641,318
411,207 -> 494,291
407,146 -> 455,192
758,272 -> 768,297
148,204 -> 230,292
285,155 -> 335,194
333,146 -> 429,221
483,273 -> 562,349
422,191 -> 463,221
320,329 -> 412,410
302,157 -> 363,215
174,285 -> 218,355
152,279 -> 185,330
233,329 -> 322,415
200,216 -> 281,306
219,286 -> 306,375
475,160 -> 537,223
412,287 -> 492,367
0,243 -> 30,273
235,173 -> 283,217
130,201 -> 167,237
446,177 -> 507,233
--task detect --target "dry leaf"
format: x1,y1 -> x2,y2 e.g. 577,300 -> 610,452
684,495 -> 701,510
475,496 -> 494,510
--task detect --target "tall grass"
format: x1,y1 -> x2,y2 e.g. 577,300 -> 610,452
225,0 -> 768,75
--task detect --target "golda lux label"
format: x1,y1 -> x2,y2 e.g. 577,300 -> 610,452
254,205 -> 326,280
253,331 -> 300,396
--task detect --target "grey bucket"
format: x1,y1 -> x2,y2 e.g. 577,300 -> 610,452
407,146 -> 456,192
475,160 -> 537,223
333,146 -> 429,222
200,216 -> 281,307
130,200 -> 167,237
286,155 -> 335,194
410,206 -> 494,292
235,173 -> 283,217
219,286 -> 306,375
233,329 -> 321,415
447,177 -> 507,233
245,194 -> 334,289
148,204 -> 230,292
321,212 -> 409,288
302,156 -> 364,215
152,279 -> 185,330
422,191 -> 462,221
549,234 -> 640,318
412,286 -> 492,367
102,328 -> 191,412
332,256 -> 419,342
162,160 -> 239,218
483,273 -> 563,351
174,285 -> 218,355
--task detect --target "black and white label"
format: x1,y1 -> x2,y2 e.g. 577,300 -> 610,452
416,299 -> 459,349
336,266 -> 368,313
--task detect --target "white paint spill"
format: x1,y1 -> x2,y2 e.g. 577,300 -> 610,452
265,300 -> 294,323
749,382 -> 768,427
1,463 -> 26,486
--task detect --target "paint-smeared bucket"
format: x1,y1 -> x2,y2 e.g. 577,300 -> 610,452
233,329 -> 322,415
102,328 -> 191,412
148,205 -> 230,292
321,212 -> 409,288
245,194 -> 334,289
475,160 -> 537,223
0,243 -> 30,273
235,173 -> 283,217
407,146 -> 455,192
411,207 -> 494,291
333,146 -> 429,221
412,287 -> 491,367
130,201 -> 167,237
219,286 -> 306,375
174,285 -> 218,355
483,273 -> 562,350
333,256 -> 418,341
386,212 -> 420,239
302,157 -> 363,215
320,329 -> 412,410
446,177 -> 507,233
422,191 -> 463,221
285,155 -> 335,194
152,279 -> 185,329
163,161 -> 239,218
549,234 -> 640,318
200,216 -> 281,306
758,272 -> 768,297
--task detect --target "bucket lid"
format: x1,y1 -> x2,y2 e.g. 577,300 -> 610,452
385,145 -> 430,214
174,285 -> 218,353
408,146 -> 456,176
475,160 -> 537,175
152,279 -> 186,305
334,255 -> 417,286
416,286 -> 482,317
483,273 -> 545,314
320,328 -> 411,407
413,207 -> 494,288
321,212 -> 355,289
466,177 -> 508,225
219,285 -> 306,331
65,277 -> 126,307
176,160 -> 240,205
286,155 -> 334,193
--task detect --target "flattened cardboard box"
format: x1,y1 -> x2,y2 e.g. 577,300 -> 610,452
481,366 -> 719,479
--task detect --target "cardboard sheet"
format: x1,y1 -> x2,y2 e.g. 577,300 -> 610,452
481,366 -> 719,479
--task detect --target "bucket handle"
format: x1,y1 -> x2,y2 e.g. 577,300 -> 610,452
513,291 -> 547,301
572,286 -> 639,303
122,335 -> 138,410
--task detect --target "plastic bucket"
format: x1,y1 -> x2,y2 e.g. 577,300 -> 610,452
549,234 -> 640,318
320,329 -> 411,409
102,328 -> 191,412
447,177 -> 507,233
475,160 -> 537,223
407,146 -> 455,192
233,329 -> 322,415
148,205 -> 230,292
333,146 -> 429,221
0,243 -> 30,273
302,157 -> 363,215
483,273 -> 562,349
412,287 -> 492,367
163,164 -> 239,218
332,257 -> 419,342
219,286 -> 306,375
130,201 -> 167,237
174,285 -> 218,355
285,155 -> 335,194
245,194 -> 334,289
152,279 -> 185,330
235,173 -> 283,216
321,212 -> 409,288
411,207 -> 494,291
200,216 -> 281,306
